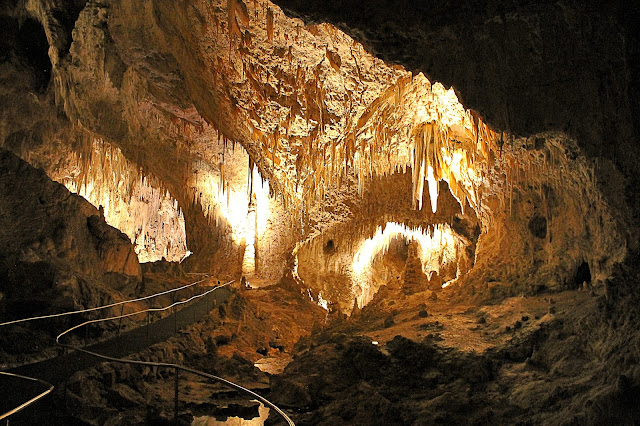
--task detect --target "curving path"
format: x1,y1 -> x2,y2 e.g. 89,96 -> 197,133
0,284 -> 232,424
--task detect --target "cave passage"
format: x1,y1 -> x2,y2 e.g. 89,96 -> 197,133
1,0 -> 637,424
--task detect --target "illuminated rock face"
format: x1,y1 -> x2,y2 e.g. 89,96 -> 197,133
54,139 -> 188,263
272,0 -> 638,190
0,0 -> 632,305
351,222 -> 467,307
296,172 -> 480,312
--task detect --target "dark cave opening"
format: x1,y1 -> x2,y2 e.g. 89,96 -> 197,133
574,260 -> 592,288
16,18 -> 51,92
324,239 -> 335,254
528,214 -> 548,239
52,1 -> 87,59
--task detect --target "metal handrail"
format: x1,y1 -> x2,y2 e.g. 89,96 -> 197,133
56,280 -> 231,339
0,276 -> 211,327
1,278 -> 295,425
55,346 -> 295,425
0,277 -> 211,423
56,279 -> 294,425
0,372 -> 53,421
0,277 -> 209,423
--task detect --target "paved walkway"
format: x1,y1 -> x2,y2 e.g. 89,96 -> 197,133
0,285 -> 232,424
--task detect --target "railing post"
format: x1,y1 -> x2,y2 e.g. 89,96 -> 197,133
174,367 -> 179,425
117,303 -> 125,335
172,293 -> 177,334
146,311 -> 150,343
63,378 -> 68,410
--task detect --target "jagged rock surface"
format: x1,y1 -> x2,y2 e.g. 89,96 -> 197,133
1,2 -> 639,424
0,148 -> 140,322
272,0 -> 640,208
1,0 -> 630,301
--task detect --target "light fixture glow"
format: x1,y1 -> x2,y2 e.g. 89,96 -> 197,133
351,222 -> 463,308
61,139 -> 188,263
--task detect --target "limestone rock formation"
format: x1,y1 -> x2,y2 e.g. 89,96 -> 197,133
0,0 -> 629,307
86,214 -> 140,278
1,0 -> 640,423
402,241 -> 429,295
0,148 -> 140,320
272,0 -> 639,190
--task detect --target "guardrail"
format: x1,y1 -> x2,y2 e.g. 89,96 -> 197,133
0,276 -> 211,328
0,372 -> 53,423
1,277 -> 295,425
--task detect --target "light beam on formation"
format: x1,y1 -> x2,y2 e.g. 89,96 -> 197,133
351,222 -> 463,308
242,199 -> 257,277
62,138 -> 188,263
191,158 -> 271,247
427,165 -> 438,213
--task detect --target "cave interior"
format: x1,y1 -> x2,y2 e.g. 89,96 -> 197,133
1,0 -> 640,424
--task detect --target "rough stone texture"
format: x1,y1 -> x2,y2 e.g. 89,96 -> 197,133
1,2 -> 640,423
272,0 -> 640,215
1,0 -> 630,304
1,0 -> 226,271
297,172 -> 479,311
86,215 -> 140,277
402,241 -> 429,295
0,148 -> 140,321
56,287 -> 326,425
269,0 -> 638,294
269,284 -> 640,425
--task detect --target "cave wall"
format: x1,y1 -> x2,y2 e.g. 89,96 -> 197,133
297,172 -> 479,311
1,1 -> 238,272
266,0 -> 635,304
463,132 -> 624,300
297,129 -> 625,310
0,148 -> 140,320
0,0 -> 633,303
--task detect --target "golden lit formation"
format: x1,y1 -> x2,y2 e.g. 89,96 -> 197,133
1,0 -> 636,423
17,0 -> 622,313
351,223 -> 466,308
188,147 -> 271,262
59,139 -> 188,262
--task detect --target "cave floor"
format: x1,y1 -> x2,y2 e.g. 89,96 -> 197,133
9,275 -> 612,425
360,288 -> 597,354
212,279 -> 600,372
265,283 -> 622,425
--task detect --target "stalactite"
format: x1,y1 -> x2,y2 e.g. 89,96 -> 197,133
266,7 -> 274,41
58,138 -> 188,262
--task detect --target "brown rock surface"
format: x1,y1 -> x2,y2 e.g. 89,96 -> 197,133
0,0 -> 629,300
0,148 -> 140,322
1,1 -> 640,424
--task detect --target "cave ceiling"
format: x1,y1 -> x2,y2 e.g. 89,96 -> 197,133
0,0 -> 636,308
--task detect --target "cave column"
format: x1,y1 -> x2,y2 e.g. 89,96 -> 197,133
403,240 -> 429,295
241,195 -> 257,279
